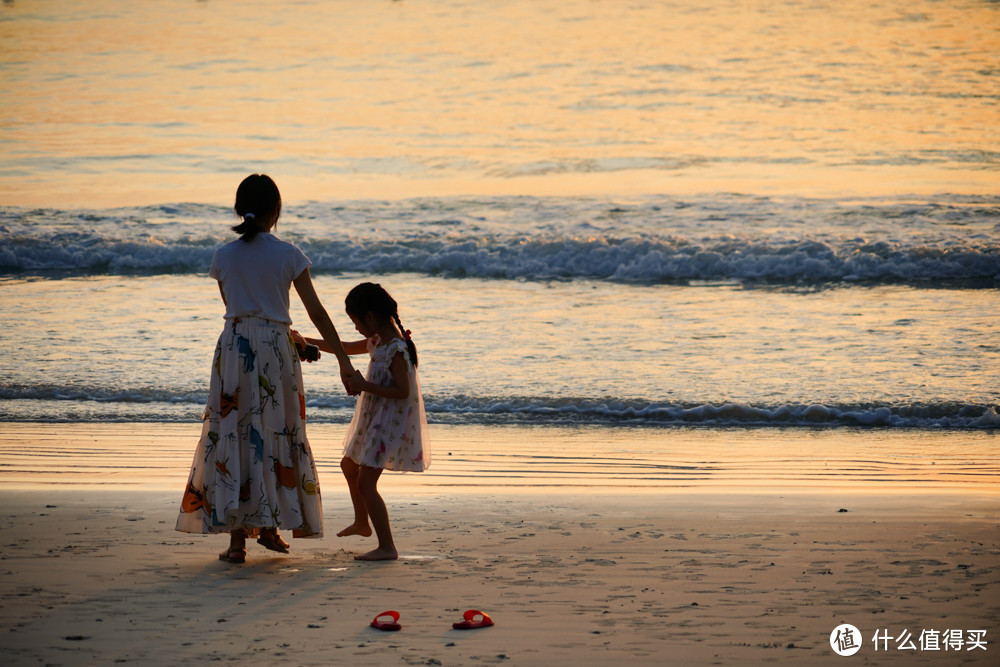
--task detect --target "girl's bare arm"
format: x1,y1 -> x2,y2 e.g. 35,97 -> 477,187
348,351 -> 409,400
303,335 -> 369,356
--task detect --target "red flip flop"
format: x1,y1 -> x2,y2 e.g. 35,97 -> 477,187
452,609 -> 494,630
371,610 -> 402,631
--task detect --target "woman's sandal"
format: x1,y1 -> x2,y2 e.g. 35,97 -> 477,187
218,547 -> 247,564
257,530 -> 290,554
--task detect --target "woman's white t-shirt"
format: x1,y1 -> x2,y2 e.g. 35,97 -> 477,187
209,233 -> 311,324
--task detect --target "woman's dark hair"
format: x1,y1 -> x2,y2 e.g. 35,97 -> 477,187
345,282 -> 418,367
232,174 -> 281,242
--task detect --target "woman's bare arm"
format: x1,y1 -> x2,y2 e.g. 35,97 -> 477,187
293,269 -> 355,383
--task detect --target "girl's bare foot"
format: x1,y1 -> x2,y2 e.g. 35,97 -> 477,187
337,523 -> 373,537
354,547 -> 398,561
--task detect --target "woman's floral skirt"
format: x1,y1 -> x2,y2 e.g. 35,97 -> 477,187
176,317 -> 323,538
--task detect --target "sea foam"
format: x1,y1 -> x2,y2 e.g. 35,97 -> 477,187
1,386 -> 995,430
2,230 -> 997,285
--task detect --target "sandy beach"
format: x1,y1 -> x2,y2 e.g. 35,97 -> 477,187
1,424 -> 997,665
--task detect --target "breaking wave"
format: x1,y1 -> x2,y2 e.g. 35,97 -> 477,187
2,386 -> 996,430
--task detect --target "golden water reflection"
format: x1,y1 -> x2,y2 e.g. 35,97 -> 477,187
1,0 -> 997,205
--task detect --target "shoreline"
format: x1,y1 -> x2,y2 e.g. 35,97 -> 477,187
1,422 -> 996,495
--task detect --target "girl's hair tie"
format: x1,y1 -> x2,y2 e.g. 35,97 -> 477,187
244,212 -> 256,220
404,329 -> 412,341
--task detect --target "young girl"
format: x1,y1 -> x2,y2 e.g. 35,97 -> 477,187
295,282 -> 429,560
176,174 -> 356,564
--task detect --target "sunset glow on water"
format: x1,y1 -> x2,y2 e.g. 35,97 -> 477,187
1,0 -> 997,205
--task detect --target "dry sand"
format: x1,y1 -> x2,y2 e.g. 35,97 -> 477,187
0,424 -> 997,665
0,489 -> 996,665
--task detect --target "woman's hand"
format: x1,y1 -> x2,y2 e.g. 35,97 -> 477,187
291,329 -> 321,363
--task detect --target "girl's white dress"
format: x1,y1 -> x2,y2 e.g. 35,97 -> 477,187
343,336 -> 429,472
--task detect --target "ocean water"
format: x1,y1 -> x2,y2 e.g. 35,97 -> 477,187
1,194 -> 997,431
2,0 -> 999,205
1,0 -> 998,446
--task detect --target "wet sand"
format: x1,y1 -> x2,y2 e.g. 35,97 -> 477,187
0,423 -> 997,665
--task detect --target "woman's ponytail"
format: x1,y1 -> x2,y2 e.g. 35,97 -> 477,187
231,211 -> 260,242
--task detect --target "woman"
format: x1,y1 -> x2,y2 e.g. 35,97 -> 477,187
176,174 -> 354,563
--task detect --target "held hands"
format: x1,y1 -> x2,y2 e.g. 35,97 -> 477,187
296,329 -> 357,395
340,366 -> 364,396
346,369 -> 366,395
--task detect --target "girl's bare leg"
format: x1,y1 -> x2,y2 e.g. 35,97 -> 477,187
337,456 -> 372,537
355,465 -> 397,561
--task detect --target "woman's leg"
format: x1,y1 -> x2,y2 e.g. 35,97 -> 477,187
337,456 -> 372,537
230,528 -> 246,549
220,528 -> 247,563
355,465 -> 397,561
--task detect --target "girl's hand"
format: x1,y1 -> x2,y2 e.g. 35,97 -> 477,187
340,366 -> 359,395
346,370 -> 366,395
290,329 -> 307,346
